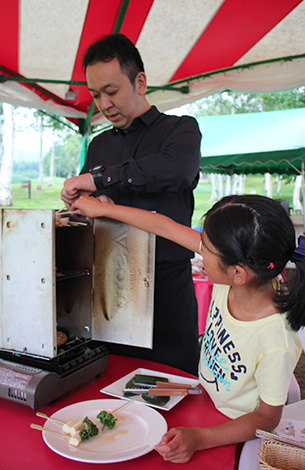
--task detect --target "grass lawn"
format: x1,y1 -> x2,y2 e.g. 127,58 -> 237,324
1,174 -> 298,226
4,177 -> 65,210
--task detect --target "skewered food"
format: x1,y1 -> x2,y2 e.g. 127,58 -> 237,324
79,417 -> 99,440
97,410 -> 117,431
34,405 -> 121,447
69,431 -> 82,447
62,417 -> 84,436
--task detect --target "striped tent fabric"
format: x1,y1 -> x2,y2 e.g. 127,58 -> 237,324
1,0 -> 305,131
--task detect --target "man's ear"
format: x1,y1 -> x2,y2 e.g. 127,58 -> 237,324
230,265 -> 248,285
135,72 -> 147,95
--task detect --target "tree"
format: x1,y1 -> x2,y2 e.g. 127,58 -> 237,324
37,112 -> 44,190
293,175 -> 303,213
256,88 -> 305,112
0,103 -> 15,206
187,87 -> 305,117
189,87 -> 305,208
264,173 -> 272,198
43,133 -> 81,178
32,111 -> 73,189
43,114 -> 71,186
12,161 -> 38,183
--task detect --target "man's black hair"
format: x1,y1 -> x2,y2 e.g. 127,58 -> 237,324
83,33 -> 145,84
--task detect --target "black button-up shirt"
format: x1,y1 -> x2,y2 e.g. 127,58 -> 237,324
81,106 -> 202,263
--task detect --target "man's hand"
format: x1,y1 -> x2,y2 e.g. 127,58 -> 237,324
60,173 -> 96,208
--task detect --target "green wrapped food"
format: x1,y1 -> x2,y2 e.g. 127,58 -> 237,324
124,374 -> 170,407
133,374 -> 168,387
79,417 -> 99,441
97,410 -> 117,432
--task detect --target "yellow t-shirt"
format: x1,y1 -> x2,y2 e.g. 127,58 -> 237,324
199,284 -> 302,419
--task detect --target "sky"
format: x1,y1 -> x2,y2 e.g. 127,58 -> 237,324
14,128 -> 52,162
13,108 -> 53,162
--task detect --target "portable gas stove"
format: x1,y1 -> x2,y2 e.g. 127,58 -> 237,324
0,209 -> 155,409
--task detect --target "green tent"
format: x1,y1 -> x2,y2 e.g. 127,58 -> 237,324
198,108 -> 305,175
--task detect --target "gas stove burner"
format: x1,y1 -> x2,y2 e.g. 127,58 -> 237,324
57,337 -> 88,359
0,339 -> 108,378
0,341 -> 109,409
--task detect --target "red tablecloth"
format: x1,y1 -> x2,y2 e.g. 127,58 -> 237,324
1,355 -> 236,470
193,274 -> 213,334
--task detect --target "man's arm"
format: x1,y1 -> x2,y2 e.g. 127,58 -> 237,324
61,115 -> 201,206
81,116 -> 202,193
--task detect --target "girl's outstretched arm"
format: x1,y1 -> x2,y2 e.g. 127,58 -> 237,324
71,196 -> 201,253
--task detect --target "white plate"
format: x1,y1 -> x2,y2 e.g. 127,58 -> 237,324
100,367 -> 200,411
43,399 -> 167,463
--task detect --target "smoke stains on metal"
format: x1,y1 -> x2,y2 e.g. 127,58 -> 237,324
91,218 -> 155,348
111,229 -> 132,312
114,252 -> 128,310
111,229 -> 129,252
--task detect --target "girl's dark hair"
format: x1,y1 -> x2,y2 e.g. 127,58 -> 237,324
203,194 -> 305,331
83,33 -> 144,85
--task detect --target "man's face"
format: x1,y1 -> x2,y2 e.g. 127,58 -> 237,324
86,58 -> 145,130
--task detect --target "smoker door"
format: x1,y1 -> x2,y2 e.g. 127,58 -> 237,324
92,218 -> 155,348
0,209 -> 56,358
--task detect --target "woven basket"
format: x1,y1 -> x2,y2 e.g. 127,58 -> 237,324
258,439 -> 305,470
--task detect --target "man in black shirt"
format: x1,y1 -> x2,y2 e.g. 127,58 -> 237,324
61,34 -> 202,375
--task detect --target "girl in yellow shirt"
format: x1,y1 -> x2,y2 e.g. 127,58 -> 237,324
71,194 -> 305,464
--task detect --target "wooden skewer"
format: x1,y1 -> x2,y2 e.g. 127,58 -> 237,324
36,397 -> 141,436
62,211 -> 77,216
36,411 -> 65,425
56,209 -> 77,216
31,423 -> 66,438
57,207 -> 68,214
69,221 -> 88,226
111,395 -> 142,414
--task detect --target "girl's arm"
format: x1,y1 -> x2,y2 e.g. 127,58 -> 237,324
154,399 -> 283,464
71,195 -> 202,253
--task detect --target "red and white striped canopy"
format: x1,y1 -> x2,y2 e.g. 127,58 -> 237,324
1,0 -> 305,131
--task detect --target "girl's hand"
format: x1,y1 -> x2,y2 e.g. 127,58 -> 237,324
154,427 -> 201,463
71,195 -> 111,218
61,174 -> 96,208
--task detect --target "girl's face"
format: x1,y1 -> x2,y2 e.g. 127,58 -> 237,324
199,231 -> 229,284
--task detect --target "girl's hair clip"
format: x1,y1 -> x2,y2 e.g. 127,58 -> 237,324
292,235 -> 305,262
267,262 -> 274,270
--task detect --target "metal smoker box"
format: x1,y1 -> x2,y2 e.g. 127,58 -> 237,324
0,209 -> 155,408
